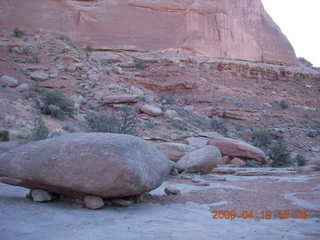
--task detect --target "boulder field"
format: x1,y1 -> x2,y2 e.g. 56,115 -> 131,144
0,133 -> 175,199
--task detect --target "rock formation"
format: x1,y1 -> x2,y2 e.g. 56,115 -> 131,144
0,133 -> 174,199
0,0 -> 297,65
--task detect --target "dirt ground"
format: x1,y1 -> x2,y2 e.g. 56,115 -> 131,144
0,170 -> 319,240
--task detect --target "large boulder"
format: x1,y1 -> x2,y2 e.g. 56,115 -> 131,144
208,137 -> 267,164
176,146 -> 222,174
155,142 -> 196,162
0,133 -> 174,199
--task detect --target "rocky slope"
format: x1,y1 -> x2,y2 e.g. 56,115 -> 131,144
0,0 -> 297,65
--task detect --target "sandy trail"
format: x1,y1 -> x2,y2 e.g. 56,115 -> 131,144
0,173 -> 319,240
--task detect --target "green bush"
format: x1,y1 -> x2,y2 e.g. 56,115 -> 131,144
86,107 -> 137,134
30,118 -> 49,141
270,141 -> 292,167
295,154 -> 307,167
279,100 -> 289,109
252,130 -> 273,149
13,28 -> 24,38
0,130 -> 9,142
211,117 -> 228,135
36,90 -> 74,119
134,59 -> 146,70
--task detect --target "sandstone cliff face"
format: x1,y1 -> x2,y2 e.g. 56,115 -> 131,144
0,0 -> 297,65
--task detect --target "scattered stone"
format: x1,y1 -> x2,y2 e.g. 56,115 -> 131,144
221,155 -> 231,164
164,186 -> 181,195
84,195 -> 104,210
141,104 -> 163,116
297,165 -> 318,173
70,95 -> 86,112
0,133 -> 174,199
0,75 -> 19,87
241,129 -> 253,142
231,157 -> 246,167
102,94 -> 140,104
185,137 -> 208,148
111,198 -> 133,207
114,67 -> 124,74
156,142 -> 196,162
30,71 -> 50,81
67,65 -> 77,73
28,189 -> 53,202
164,110 -> 178,119
16,83 -> 30,92
191,179 -> 210,186
208,137 -> 267,164
88,74 -> 99,81
177,146 -> 222,174
311,147 -> 319,152
170,167 -> 179,176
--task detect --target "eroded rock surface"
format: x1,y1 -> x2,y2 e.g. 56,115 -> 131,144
0,0 -> 298,65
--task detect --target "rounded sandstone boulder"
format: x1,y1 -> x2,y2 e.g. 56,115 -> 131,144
0,133 -> 174,199
177,145 -> 222,174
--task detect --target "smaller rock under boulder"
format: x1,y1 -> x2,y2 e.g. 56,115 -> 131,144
111,198 -> 133,207
177,146 -> 222,174
84,195 -> 104,210
297,165 -> 318,173
164,186 -> 181,195
221,155 -> 231,164
231,158 -> 246,167
28,189 -> 53,202
141,104 -> 163,116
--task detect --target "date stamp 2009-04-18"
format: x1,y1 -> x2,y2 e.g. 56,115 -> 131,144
211,210 -> 308,220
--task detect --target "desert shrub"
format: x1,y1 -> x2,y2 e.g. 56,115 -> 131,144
13,28 -> 24,38
252,130 -> 273,149
36,90 -> 74,119
279,100 -> 289,109
169,118 -> 189,131
0,130 -> 9,142
134,59 -> 146,70
270,141 -> 292,167
295,154 -> 307,167
86,107 -> 137,134
211,117 -> 228,135
246,160 -> 258,168
30,118 -> 49,141
159,93 -> 175,105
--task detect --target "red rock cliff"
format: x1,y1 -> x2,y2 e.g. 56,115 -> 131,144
0,0 -> 298,65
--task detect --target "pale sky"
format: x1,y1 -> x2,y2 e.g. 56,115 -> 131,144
262,0 -> 320,67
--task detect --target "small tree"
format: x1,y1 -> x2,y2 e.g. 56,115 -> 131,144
0,130 -> 9,142
86,107 -> 137,134
252,130 -> 273,149
13,28 -> 24,38
30,118 -> 49,141
37,90 -> 74,119
270,141 -> 292,167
